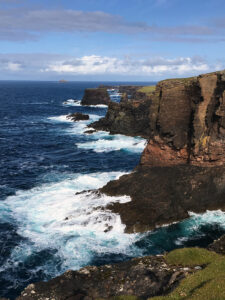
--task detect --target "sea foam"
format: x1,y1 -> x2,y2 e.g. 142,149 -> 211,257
1,171 -> 139,279
63,99 -> 108,108
77,132 -> 147,153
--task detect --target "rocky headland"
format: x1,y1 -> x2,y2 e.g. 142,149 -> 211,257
90,70 -> 225,233
13,70 -> 225,299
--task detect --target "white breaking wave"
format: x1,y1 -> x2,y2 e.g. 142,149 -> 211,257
48,114 -> 146,153
63,99 -> 108,108
175,210 -> 225,245
77,134 -> 147,153
87,104 -> 108,108
1,171 -> 140,276
48,113 -> 101,136
63,99 -> 81,107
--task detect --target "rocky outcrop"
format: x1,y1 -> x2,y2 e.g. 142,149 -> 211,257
208,234 -> 225,255
16,254 -> 195,300
66,112 -> 89,121
142,71 -> 225,167
81,88 -> 110,106
90,99 -> 151,138
102,165 -> 225,233
90,71 -> 225,233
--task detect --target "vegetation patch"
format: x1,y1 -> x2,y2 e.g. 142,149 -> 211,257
138,85 -> 156,95
148,247 -> 225,300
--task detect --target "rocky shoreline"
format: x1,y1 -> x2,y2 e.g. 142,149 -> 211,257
14,70 -> 225,299
11,236 -> 225,299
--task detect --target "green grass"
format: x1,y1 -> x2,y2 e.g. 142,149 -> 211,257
137,85 -> 156,95
148,247 -> 225,300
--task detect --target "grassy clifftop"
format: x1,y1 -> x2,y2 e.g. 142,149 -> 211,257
106,248 -> 225,300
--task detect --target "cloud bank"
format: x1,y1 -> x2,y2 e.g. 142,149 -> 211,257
42,55 -> 209,75
0,53 -> 216,80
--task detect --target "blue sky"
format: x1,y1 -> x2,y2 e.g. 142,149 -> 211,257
0,0 -> 225,81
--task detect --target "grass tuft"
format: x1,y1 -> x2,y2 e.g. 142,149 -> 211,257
148,247 -> 225,300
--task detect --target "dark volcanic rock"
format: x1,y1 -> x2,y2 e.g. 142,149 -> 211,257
208,234 -> 225,255
90,99 -> 151,138
66,112 -> 89,121
17,255 -> 194,300
101,165 -> 225,233
81,88 -> 110,106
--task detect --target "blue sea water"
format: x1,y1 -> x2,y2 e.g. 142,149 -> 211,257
0,81 -> 225,299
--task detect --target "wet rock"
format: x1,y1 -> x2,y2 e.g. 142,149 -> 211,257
66,113 -> 89,122
84,129 -> 97,134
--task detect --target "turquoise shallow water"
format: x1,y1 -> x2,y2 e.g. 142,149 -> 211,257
0,81 -> 225,299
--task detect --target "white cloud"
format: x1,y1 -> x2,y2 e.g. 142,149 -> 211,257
6,61 -> 22,71
42,55 -> 209,76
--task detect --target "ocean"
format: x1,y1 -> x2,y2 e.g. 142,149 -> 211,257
0,81 -> 225,299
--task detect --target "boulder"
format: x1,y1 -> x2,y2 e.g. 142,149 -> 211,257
66,112 -> 89,121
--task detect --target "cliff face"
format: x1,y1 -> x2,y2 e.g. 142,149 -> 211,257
102,165 -> 225,233
90,99 -> 151,138
142,71 -> 225,167
96,70 -> 225,233
81,88 -> 110,105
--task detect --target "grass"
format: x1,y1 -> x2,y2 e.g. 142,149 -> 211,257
148,247 -> 225,300
137,85 -> 156,95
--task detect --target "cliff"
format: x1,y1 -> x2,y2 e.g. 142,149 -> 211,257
102,165 -> 225,233
91,70 -> 225,233
92,71 -> 225,167
142,71 -> 225,167
13,71 -> 225,300
81,88 -> 110,106
90,99 -> 151,138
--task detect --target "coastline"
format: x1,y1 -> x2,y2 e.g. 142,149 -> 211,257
2,72 -> 225,299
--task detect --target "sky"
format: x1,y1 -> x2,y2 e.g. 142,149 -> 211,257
0,0 -> 225,81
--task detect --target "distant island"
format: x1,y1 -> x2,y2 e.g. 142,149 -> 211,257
59,79 -> 68,83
